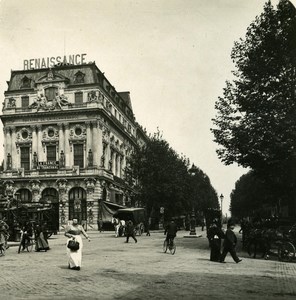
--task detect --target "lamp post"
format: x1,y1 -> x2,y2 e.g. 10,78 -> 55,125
188,164 -> 198,236
159,206 -> 164,230
220,194 -> 224,227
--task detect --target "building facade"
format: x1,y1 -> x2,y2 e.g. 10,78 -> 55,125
0,62 -> 147,230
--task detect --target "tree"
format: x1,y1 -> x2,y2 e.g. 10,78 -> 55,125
125,131 -> 219,226
190,166 -> 219,212
211,1 -> 296,213
230,171 -> 276,219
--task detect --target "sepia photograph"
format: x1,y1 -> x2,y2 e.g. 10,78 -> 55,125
0,0 -> 296,299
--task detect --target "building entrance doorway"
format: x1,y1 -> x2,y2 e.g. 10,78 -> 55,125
69,187 -> 87,225
41,188 -> 59,232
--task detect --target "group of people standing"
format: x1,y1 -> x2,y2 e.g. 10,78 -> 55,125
207,219 -> 242,263
20,221 -> 50,252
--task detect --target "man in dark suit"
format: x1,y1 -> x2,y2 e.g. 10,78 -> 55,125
164,220 -> 178,243
125,220 -> 137,243
220,222 -> 242,263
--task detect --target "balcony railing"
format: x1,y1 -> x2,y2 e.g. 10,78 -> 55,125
0,166 -> 115,179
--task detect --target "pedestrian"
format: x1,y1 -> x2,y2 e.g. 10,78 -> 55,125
64,218 -> 91,271
125,220 -> 137,243
145,218 -> 151,236
35,223 -> 50,252
41,222 -> 49,243
0,219 -> 9,249
21,221 -> 34,251
220,222 -> 242,263
207,220 -> 224,262
98,218 -> 104,232
201,219 -> 206,231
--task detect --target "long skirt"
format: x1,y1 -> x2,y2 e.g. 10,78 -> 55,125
210,239 -> 221,262
66,235 -> 83,268
35,232 -> 49,251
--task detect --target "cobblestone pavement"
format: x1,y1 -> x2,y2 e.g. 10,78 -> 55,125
1,227 -> 296,300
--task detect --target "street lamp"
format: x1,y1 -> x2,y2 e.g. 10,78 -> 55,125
220,194 -> 224,227
188,164 -> 198,236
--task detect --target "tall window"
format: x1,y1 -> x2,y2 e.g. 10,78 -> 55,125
47,145 -> 56,162
73,144 -> 84,168
75,92 -> 83,105
21,96 -> 29,108
45,87 -> 58,101
17,189 -> 32,203
20,147 -> 30,170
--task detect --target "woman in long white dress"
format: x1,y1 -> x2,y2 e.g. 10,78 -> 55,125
64,219 -> 90,271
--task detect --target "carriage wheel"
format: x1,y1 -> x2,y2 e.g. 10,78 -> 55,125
278,242 -> 295,262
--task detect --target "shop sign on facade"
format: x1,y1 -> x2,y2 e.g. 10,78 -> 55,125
23,53 -> 87,70
38,161 -> 59,170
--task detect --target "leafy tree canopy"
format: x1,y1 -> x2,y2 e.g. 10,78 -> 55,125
211,0 -> 296,188
125,131 -> 219,222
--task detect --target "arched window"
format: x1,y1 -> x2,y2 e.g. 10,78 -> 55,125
41,188 -> 59,203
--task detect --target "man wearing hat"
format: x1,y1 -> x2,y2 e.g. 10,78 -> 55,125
220,221 -> 242,263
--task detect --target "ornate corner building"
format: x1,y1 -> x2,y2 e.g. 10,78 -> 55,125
0,62 -> 147,230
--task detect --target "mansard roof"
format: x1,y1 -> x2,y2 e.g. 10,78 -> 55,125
6,62 -> 134,113
7,63 -> 99,91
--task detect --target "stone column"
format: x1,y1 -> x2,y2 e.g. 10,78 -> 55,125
119,155 -> 123,178
4,126 -> 11,170
64,123 -> 70,167
11,126 -> 17,169
112,151 -> 116,174
31,125 -> 37,159
109,149 -> 114,172
56,178 -> 68,229
115,153 -> 120,177
37,125 -> 43,161
58,122 -> 64,152
86,121 -> 92,167
91,120 -> 100,167
97,120 -> 103,165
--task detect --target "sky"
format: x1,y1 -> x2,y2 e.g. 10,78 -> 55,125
0,0 -> 294,215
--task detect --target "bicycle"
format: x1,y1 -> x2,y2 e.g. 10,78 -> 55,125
18,230 -> 35,253
163,237 -> 176,255
278,241 -> 296,262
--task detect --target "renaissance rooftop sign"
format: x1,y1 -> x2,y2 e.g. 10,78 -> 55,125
23,53 -> 87,70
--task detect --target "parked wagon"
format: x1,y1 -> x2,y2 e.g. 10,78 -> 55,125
245,222 -> 296,262
113,208 -> 146,236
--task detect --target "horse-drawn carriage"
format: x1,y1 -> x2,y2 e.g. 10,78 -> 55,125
243,219 -> 296,262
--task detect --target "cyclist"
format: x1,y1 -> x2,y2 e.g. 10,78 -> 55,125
0,219 -> 9,249
164,219 -> 178,246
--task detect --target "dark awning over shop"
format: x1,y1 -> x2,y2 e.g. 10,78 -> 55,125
101,201 -> 125,223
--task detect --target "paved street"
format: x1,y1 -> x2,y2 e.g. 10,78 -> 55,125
1,227 -> 296,300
